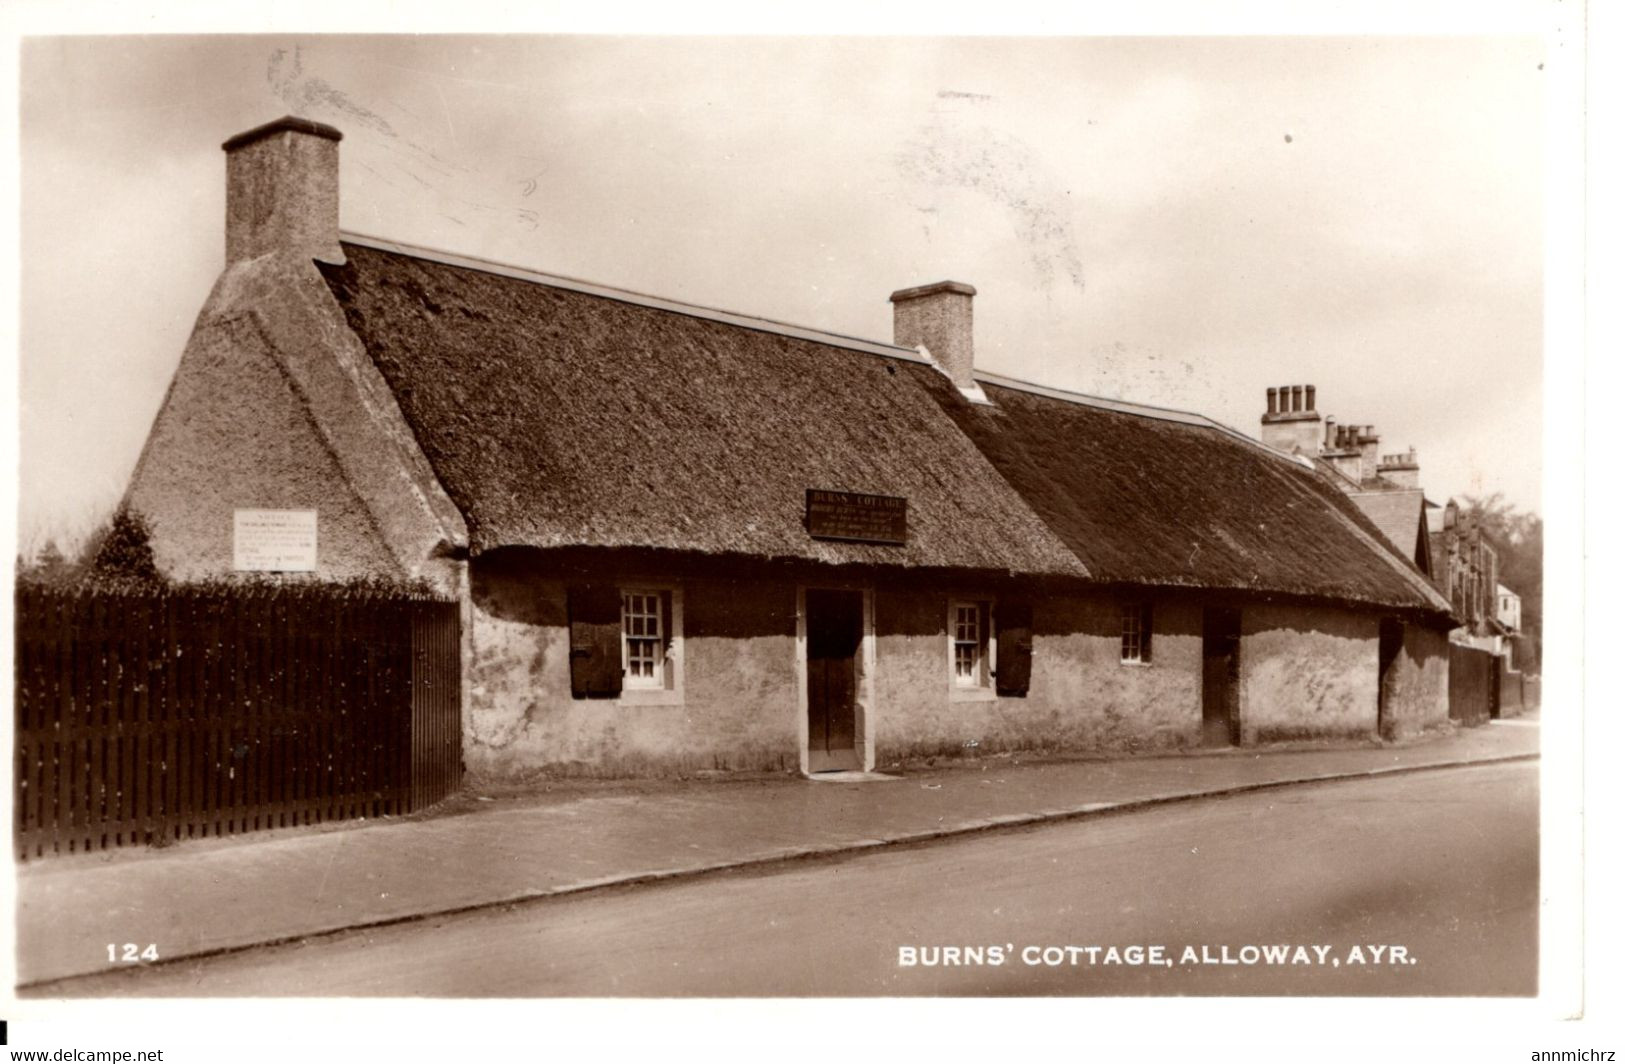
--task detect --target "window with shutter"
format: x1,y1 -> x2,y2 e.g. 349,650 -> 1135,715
617,585 -> 685,704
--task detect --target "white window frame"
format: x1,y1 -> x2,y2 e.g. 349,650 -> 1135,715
1120,601 -> 1152,665
948,598 -> 997,701
618,585 -> 684,706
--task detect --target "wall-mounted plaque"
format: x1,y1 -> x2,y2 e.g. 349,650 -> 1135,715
806,490 -> 908,546
234,509 -> 318,572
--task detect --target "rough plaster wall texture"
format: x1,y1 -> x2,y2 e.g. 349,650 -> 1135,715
1392,623 -> 1451,734
1241,603 -> 1381,742
124,310 -> 401,584
225,129 -> 344,266
872,589 -> 1202,764
124,253 -> 467,592
465,568 -> 801,780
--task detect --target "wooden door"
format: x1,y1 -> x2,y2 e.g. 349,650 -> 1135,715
805,589 -> 863,773
1202,608 -> 1241,747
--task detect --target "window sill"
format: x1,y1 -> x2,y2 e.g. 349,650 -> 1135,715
1119,660 -> 1153,668
951,686 -> 998,703
616,688 -> 685,707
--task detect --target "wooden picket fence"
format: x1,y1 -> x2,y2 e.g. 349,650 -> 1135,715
13,583 -> 461,860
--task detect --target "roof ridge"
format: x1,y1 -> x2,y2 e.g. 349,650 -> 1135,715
338,231 -> 929,366
974,370 -> 1313,469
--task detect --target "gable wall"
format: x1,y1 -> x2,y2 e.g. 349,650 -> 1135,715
126,313 -> 404,583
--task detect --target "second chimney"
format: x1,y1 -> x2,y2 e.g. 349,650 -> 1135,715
222,116 -> 345,266
1259,382 -> 1323,457
890,281 -> 977,389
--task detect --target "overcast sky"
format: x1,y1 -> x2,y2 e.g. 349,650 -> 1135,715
15,32 -> 1546,551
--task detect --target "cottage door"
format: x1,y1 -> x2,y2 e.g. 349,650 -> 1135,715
1202,608 -> 1242,747
805,589 -> 863,773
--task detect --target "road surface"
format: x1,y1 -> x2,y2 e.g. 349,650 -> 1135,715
40,760 -> 1537,997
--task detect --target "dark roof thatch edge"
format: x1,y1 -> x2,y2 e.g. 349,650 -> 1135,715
471,542 -> 1456,622
338,232 -> 927,366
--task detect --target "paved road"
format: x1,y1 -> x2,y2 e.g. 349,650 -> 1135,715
44,762 -> 1537,997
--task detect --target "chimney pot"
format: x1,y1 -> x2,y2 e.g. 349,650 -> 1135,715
890,281 -> 977,389
1267,387 -> 1278,415
222,115 -> 345,266
1305,384 -> 1316,411
1291,385 -> 1303,412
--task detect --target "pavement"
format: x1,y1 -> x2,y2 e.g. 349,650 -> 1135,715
14,716 -> 1539,989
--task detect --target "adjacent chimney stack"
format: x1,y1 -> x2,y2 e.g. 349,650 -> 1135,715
222,116 -> 345,266
1356,425 -> 1381,483
890,281 -> 977,389
1378,447 -> 1421,489
1259,382 -> 1323,457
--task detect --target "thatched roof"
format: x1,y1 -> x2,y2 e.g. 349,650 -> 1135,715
318,239 -> 1085,577
908,369 -> 1453,614
315,236 -> 1451,615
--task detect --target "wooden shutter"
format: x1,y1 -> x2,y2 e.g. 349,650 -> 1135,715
660,590 -> 675,690
1140,602 -> 1154,665
979,601 -> 992,687
995,600 -> 1033,696
568,583 -> 623,699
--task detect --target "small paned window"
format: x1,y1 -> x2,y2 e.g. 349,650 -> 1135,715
621,590 -> 666,689
950,600 -> 993,690
954,604 -> 981,686
1121,602 -> 1154,664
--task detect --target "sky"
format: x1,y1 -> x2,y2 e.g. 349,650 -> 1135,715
13,31 -> 1548,554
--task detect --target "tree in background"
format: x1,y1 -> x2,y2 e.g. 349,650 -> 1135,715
15,538 -> 76,586
1462,492 -> 1542,672
15,509 -> 163,590
83,509 -> 162,588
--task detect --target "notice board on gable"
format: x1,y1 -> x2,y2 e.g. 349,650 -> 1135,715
233,509 -> 318,572
806,490 -> 908,546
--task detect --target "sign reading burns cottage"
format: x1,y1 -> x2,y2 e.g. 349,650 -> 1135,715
806,490 -> 908,546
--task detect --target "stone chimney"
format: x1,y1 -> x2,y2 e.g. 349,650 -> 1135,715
222,116 -> 345,266
1378,447 -> 1420,489
1319,422 -> 1361,484
891,281 -> 977,389
1259,382 -> 1324,457
1356,425 -> 1381,483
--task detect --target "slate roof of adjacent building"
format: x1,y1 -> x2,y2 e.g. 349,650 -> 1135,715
1348,489 -> 1431,574
318,235 -> 1451,617
318,238 -> 1086,577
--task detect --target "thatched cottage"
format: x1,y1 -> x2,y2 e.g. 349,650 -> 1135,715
122,117 -> 1456,780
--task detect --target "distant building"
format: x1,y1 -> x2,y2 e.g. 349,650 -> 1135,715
1257,385 -> 1519,662
1258,386 -> 1431,576
1497,584 -> 1522,633
1425,500 -> 1505,651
